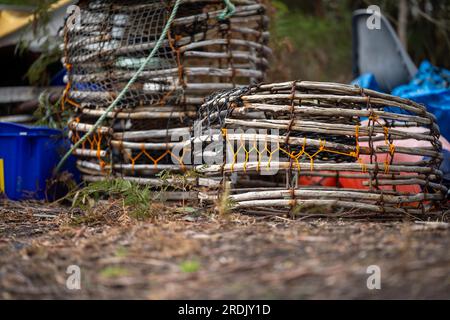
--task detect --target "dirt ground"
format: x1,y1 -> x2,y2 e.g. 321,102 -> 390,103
0,200 -> 449,299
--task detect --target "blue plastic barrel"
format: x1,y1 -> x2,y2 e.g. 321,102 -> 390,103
0,122 -> 78,200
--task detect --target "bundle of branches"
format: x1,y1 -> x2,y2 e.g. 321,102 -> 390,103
196,80 -> 447,219
62,0 -> 270,188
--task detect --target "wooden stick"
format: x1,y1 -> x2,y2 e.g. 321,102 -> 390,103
82,108 -> 197,119
224,118 -> 434,141
195,161 -> 440,175
113,127 -> 191,140
69,66 -> 264,83
228,189 -> 443,204
236,103 -> 432,125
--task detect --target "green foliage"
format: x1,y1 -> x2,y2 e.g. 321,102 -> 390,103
270,0 -> 450,81
26,46 -> 62,86
270,0 -> 288,14
269,0 -> 352,83
179,260 -> 200,273
12,0 -> 61,86
70,179 -> 156,220
385,0 -> 450,69
33,91 -> 73,129
100,266 -> 129,278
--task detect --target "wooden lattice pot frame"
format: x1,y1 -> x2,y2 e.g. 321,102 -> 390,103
62,0 -> 270,189
196,81 -> 447,218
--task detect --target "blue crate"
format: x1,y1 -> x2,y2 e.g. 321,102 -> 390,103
0,122 -> 78,200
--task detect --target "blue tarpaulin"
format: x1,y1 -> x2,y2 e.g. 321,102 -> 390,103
392,61 -> 450,140
352,60 -> 450,140
351,73 -> 381,92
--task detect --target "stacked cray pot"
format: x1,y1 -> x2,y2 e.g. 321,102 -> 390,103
62,0 -> 270,195
197,81 -> 447,218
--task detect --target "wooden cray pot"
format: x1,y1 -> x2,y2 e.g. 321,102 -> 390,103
62,0 -> 270,194
195,80 -> 447,218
